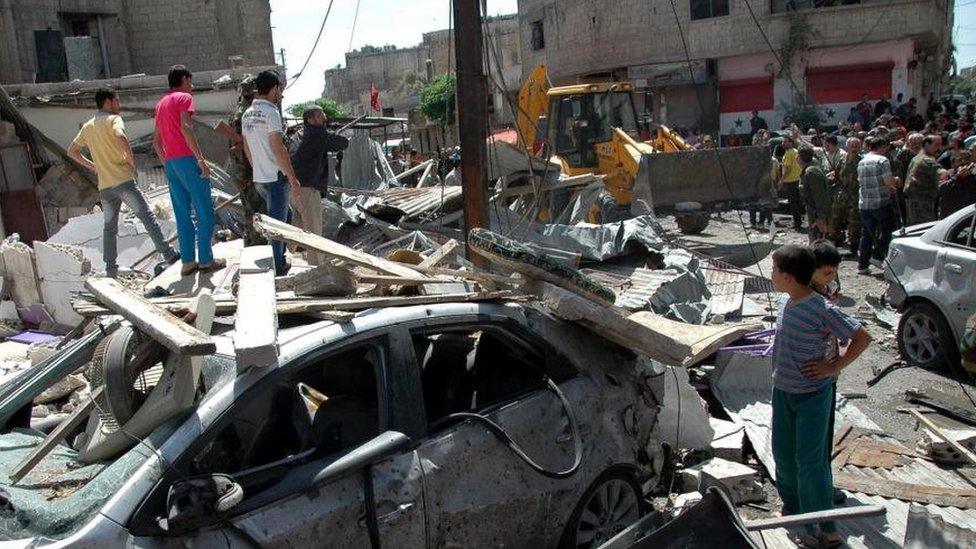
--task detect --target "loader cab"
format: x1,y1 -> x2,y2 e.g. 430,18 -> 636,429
547,83 -> 640,169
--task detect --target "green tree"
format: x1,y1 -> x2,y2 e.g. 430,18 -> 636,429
288,97 -> 348,120
947,74 -> 975,99
419,73 -> 456,125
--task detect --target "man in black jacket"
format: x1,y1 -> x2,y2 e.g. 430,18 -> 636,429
289,105 -> 349,264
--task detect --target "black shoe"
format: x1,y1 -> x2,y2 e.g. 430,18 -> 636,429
833,488 -> 847,504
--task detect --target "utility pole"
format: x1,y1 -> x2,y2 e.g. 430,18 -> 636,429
277,48 -> 287,73
452,0 -> 489,268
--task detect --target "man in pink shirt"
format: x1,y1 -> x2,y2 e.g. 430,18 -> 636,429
153,65 -> 223,276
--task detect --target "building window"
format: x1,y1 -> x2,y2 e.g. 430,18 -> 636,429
690,0 -> 729,20
530,21 -> 545,51
771,0 -> 862,14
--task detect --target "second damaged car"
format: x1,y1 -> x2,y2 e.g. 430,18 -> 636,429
0,301 -> 673,548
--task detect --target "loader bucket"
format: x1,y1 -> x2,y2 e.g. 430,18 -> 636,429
630,145 -> 775,214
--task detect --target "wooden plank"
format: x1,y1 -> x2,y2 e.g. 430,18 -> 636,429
9,386 -> 103,484
418,239 -> 460,269
909,408 -> 976,465
832,472 -> 976,509
252,214 -> 425,279
744,504 -> 885,531
627,312 -> 763,367
415,160 -> 435,187
528,280 -> 691,367
234,246 -> 278,369
273,291 -> 514,314
84,278 -> 215,356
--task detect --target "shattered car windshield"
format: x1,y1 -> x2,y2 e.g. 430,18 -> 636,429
0,355 -> 236,541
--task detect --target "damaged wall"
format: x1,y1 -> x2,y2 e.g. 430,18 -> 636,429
1,0 -> 274,85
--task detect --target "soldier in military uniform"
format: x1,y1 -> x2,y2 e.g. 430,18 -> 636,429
227,75 -> 267,245
903,135 -> 943,226
831,137 -> 862,256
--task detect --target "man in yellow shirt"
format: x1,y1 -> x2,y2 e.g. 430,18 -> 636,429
778,136 -> 806,232
68,88 -> 177,277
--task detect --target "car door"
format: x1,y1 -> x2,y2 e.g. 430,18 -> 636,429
403,320 -> 581,547
127,333 -> 425,547
935,213 -> 976,337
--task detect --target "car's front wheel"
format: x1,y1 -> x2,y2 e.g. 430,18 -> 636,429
558,469 -> 644,549
898,301 -> 959,370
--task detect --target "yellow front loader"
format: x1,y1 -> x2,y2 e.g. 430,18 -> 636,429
515,64 -> 772,221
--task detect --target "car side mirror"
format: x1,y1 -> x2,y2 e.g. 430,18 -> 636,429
311,431 -> 413,486
162,474 -> 244,533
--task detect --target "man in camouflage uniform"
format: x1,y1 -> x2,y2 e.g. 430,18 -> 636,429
831,136 -> 862,256
228,75 -> 267,245
903,134 -> 943,226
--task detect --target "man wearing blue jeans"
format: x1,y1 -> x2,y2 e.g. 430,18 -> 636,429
153,65 -> 224,276
242,70 -> 302,275
69,88 -> 177,277
855,137 -> 901,274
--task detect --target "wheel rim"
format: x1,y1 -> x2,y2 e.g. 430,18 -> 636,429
575,478 -> 640,548
903,312 -> 941,364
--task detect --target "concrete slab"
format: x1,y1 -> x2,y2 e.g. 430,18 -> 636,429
47,211 -> 176,271
709,416 -> 745,462
0,240 -> 41,307
34,241 -> 91,326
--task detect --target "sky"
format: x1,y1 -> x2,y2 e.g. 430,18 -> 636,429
270,0 -> 976,108
269,0 -> 518,108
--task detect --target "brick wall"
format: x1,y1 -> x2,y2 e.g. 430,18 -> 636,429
517,0 -> 952,84
3,0 -> 273,84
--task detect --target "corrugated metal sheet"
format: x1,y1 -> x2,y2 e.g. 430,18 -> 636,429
713,352 -> 976,548
703,267 -> 746,317
335,185 -> 463,219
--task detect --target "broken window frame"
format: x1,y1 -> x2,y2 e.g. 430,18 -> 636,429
400,318 -> 580,435
127,332 -> 396,537
939,214 -> 976,250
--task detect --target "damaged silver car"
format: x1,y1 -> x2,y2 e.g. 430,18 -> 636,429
0,301 -> 674,548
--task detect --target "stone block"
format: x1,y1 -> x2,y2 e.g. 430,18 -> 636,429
34,241 -> 91,327
0,239 -> 41,308
292,262 -> 358,297
709,417 -> 745,462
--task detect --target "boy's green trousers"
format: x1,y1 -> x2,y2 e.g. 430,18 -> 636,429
772,385 -> 837,534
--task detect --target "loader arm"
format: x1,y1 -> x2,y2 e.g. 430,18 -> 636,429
596,128 -> 656,206
516,64 -> 551,152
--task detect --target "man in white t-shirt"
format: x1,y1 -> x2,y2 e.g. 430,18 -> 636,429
241,70 -> 302,275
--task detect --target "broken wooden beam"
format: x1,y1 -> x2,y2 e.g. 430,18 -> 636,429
494,173 -> 600,198
253,213 -> 425,279
907,408 -> 976,466
528,280 -> 690,366
419,239 -> 460,269
394,159 -> 433,182
293,262 -> 358,297
84,278 -> 216,356
9,386 -> 103,484
234,246 -> 279,369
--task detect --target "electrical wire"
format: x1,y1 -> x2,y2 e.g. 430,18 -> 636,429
284,0 -> 337,90
448,376 -> 584,479
347,0 -> 363,54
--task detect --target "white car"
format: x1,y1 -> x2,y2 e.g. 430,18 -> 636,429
885,204 -> 976,369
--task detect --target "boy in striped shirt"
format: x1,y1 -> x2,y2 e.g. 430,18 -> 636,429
770,245 -> 871,547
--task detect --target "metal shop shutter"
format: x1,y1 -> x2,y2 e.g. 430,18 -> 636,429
718,77 -> 773,113
805,63 -> 894,104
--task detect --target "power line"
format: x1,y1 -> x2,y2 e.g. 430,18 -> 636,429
347,0 -> 363,53
285,0 -> 337,90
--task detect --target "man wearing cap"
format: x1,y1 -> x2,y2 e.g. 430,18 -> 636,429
903,135 -> 943,225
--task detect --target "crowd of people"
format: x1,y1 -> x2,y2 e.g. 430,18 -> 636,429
752,94 -> 976,275
67,66 -> 349,278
